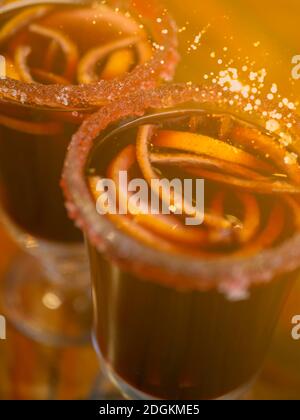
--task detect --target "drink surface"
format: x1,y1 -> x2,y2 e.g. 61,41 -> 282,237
88,111 -> 300,257
0,2 -> 152,242
86,110 -> 300,399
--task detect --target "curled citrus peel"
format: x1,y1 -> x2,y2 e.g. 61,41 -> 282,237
14,45 -> 33,82
0,2 -> 178,109
233,202 -> 285,256
61,84 -> 300,295
88,118 -> 300,258
44,39 -> 60,72
150,153 -> 267,181
77,35 -> 148,84
231,126 -> 300,184
106,144 -> 215,246
88,176 -> 218,258
136,124 -> 231,230
153,130 -> 274,174
184,166 -> 300,194
29,23 -> 79,81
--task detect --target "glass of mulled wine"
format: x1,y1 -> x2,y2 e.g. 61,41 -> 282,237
62,84 -> 300,399
0,0 -> 178,345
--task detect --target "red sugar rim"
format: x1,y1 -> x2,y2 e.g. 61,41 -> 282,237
62,83 -> 300,299
0,0 -> 179,109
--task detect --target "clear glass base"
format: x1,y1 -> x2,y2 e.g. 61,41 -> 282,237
0,206 -> 93,346
92,335 -> 255,400
103,362 -> 253,401
1,253 -> 92,347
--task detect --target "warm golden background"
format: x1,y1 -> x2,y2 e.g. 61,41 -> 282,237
168,0 -> 300,102
0,0 -> 300,399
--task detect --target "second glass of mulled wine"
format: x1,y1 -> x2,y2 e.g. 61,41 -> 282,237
0,0 -> 177,345
63,84 -> 300,399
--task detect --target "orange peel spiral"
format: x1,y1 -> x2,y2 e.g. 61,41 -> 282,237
62,84 -> 300,295
0,1 -> 179,109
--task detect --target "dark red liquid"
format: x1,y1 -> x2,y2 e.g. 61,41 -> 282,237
90,251 -> 294,400
86,111 -> 300,399
0,104 -> 82,242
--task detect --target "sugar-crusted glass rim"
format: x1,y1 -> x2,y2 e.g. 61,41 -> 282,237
0,0 -> 179,110
62,83 -> 300,298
